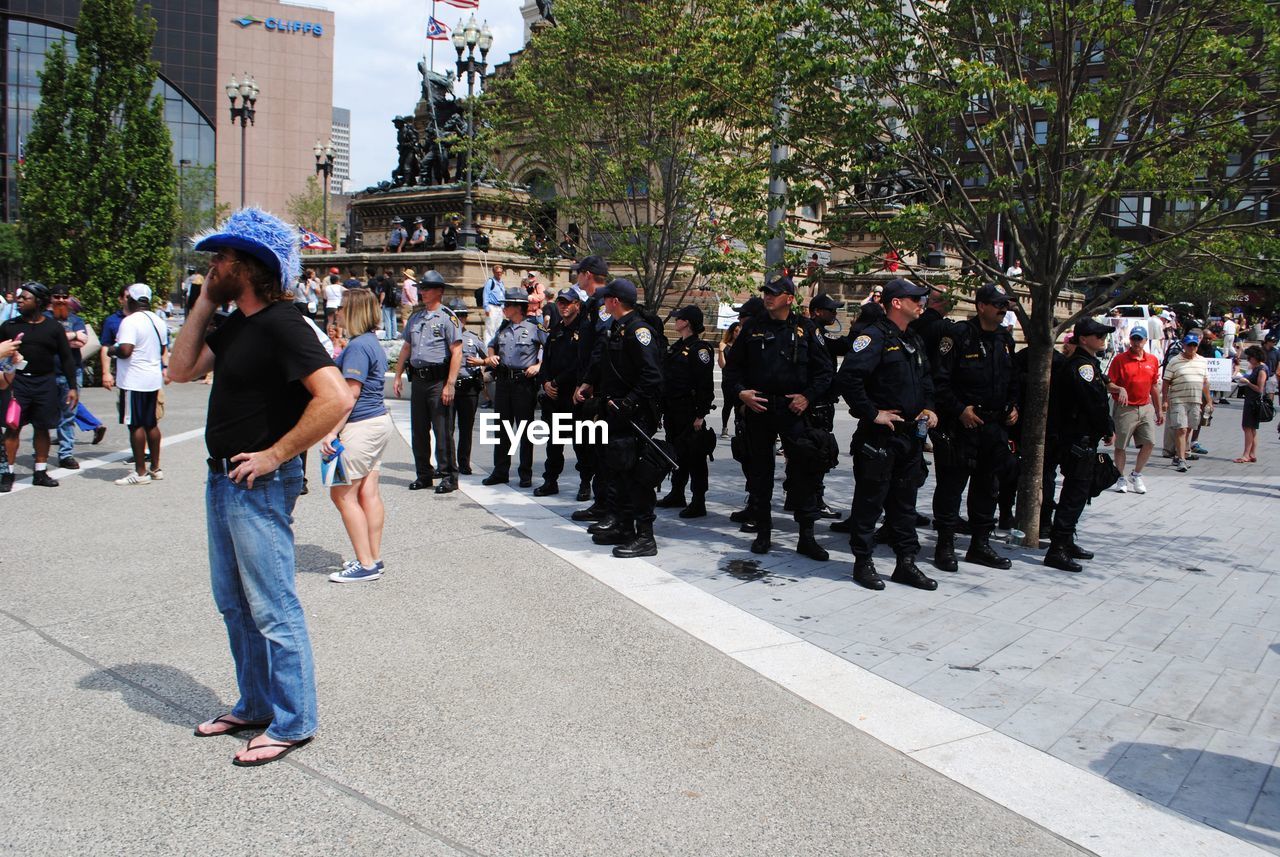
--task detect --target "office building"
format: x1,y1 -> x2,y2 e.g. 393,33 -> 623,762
330,106 -> 350,195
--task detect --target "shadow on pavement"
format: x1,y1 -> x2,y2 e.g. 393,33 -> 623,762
1091,742 -> 1280,853
296,542 -> 345,575
77,663 -> 225,728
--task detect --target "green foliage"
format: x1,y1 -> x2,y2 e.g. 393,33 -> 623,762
22,0 -> 177,328
173,163 -> 224,279
485,0 -> 779,308
286,175 -> 336,247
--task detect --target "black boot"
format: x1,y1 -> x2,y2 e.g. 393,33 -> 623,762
1043,538 -> 1083,572
533,479 -> 559,497
830,516 -> 853,533
1066,538 -> 1094,560
656,490 -> 687,509
587,514 -> 621,535
965,531 -> 1012,569
679,494 -> 707,518
571,504 -> 604,522
613,521 -> 657,558
933,530 -> 958,572
576,480 -> 592,502
796,522 -> 829,561
891,555 -> 938,590
592,522 -> 635,546
751,516 -> 772,554
729,507 -> 753,524
852,556 -> 884,590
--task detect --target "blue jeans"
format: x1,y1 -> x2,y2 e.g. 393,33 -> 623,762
56,369 -> 100,458
382,306 -> 398,339
206,456 -> 316,741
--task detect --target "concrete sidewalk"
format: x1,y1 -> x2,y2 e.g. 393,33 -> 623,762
0,383 -> 1083,856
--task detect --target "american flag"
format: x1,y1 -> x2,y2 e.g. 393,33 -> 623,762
440,0 -> 479,7
299,227 -> 334,251
426,16 -> 450,40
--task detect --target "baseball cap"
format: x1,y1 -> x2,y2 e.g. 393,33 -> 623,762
1073,318 -> 1112,339
810,293 -> 844,313
126,283 -> 153,303
735,296 -> 765,317
596,278 -> 638,303
761,275 -> 796,295
974,283 -> 1012,304
1129,327 -> 1147,340
882,278 -> 931,301
328,267 -> 340,275
1183,333 -> 1201,345
577,255 -> 608,277
555,287 -> 584,303
671,305 -> 705,330
50,283 -> 71,297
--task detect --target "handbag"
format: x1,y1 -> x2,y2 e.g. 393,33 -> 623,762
4,396 -> 19,430
155,387 -> 166,421
1259,395 -> 1276,424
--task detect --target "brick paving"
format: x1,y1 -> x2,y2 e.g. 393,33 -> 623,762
486,393 -> 1280,853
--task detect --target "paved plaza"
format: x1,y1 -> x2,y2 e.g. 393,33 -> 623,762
1,379 -> 1276,855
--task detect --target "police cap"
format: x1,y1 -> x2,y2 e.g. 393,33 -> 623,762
447,297 -> 470,314
882,278 -> 931,301
671,304 -> 705,332
1073,318 -> 1112,339
735,296 -> 765,317
761,274 -> 796,295
974,282 -> 1013,305
810,293 -> 844,313
555,287 -> 584,303
577,255 -> 609,277
419,270 -> 447,290
597,278 -> 638,304
503,287 -> 530,305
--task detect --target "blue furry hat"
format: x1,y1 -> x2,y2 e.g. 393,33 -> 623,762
193,207 -> 301,293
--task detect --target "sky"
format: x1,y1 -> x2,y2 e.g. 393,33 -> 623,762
324,0 -> 529,191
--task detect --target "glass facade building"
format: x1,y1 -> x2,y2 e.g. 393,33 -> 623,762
1,1 -> 220,221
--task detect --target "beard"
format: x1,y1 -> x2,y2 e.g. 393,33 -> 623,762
204,274 -> 242,306
51,303 -> 69,321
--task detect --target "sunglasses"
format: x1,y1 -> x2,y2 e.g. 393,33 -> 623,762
990,301 -> 1010,310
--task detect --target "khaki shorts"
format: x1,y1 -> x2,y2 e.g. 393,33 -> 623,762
1113,403 -> 1156,448
1167,401 -> 1202,431
339,412 -> 393,480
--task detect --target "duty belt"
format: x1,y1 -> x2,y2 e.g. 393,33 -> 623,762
497,367 -> 535,380
410,364 -> 448,382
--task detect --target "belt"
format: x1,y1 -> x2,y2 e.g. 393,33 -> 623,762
207,457 -> 237,474
411,364 -> 449,381
497,367 -> 535,380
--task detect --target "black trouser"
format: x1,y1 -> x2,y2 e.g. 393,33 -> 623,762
1052,439 -> 1097,540
742,406 -> 823,526
540,393 -> 575,481
849,428 -> 925,558
492,373 -> 538,480
664,400 -> 707,498
931,422 -> 1009,535
453,377 -> 482,471
574,400 -> 607,504
602,411 -> 658,527
411,373 -> 456,481
1040,434 -> 1063,528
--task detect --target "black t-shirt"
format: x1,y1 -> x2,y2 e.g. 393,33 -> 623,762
204,300 -> 335,458
0,315 -> 76,386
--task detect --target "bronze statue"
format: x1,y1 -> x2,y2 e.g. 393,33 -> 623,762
535,0 -> 556,25
391,116 -> 420,187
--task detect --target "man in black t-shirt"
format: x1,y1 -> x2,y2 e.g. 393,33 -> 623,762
0,282 -> 77,490
172,207 -> 351,768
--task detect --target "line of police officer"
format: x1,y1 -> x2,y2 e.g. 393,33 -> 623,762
398,259 -> 1113,585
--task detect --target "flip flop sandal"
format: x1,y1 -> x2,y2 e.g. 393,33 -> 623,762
193,714 -> 273,739
232,736 -> 313,768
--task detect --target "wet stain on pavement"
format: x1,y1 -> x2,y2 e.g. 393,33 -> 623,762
723,559 -> 767,581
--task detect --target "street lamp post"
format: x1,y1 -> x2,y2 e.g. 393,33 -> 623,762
453,16 -> 492,250
225,73 -> 259,208
313,139 -> 336,243
176,157 -> 191,268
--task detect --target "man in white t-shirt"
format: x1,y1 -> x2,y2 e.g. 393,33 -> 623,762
1222,316 -> 1238,356
1161,333 -> 1213,472
107,283 -> 169,485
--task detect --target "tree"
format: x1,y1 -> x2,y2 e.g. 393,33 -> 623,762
173,163 -> 225,281
485,0 -> 778,309
784,0 -> 1280,542
23,0 -> 177,327
286,175 -> 335,246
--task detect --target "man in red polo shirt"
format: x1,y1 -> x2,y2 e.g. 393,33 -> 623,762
1106,327 -> 1163,493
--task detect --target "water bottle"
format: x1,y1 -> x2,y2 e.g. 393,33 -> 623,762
1005,528 -> 1027,545
915,416 -> 929,438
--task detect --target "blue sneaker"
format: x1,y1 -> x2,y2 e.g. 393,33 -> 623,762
329,562 -> 383,583
1191,442 -> 1209,455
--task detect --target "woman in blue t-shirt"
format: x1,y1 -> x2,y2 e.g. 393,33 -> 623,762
323,289 -> 393,582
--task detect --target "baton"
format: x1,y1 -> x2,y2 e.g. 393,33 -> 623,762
609,401 -> 680,471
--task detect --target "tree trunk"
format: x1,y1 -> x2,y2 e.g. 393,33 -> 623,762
1015,291 -> 1057,548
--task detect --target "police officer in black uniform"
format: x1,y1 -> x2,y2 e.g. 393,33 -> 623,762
534,287 -> 586,496
726,296 -> 767,526
482,287 -> 547,487
1044,318 -> 1113,572
393,271 -> 462,493
570,255 -> 615,517
808,292 -> 849,431
656,305 -> 715,518
931,283 -> 1020,572
723,275 -> 834,560
579,278 -> 665,558
449,298 -> 486,476
837,277 -> 939,591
